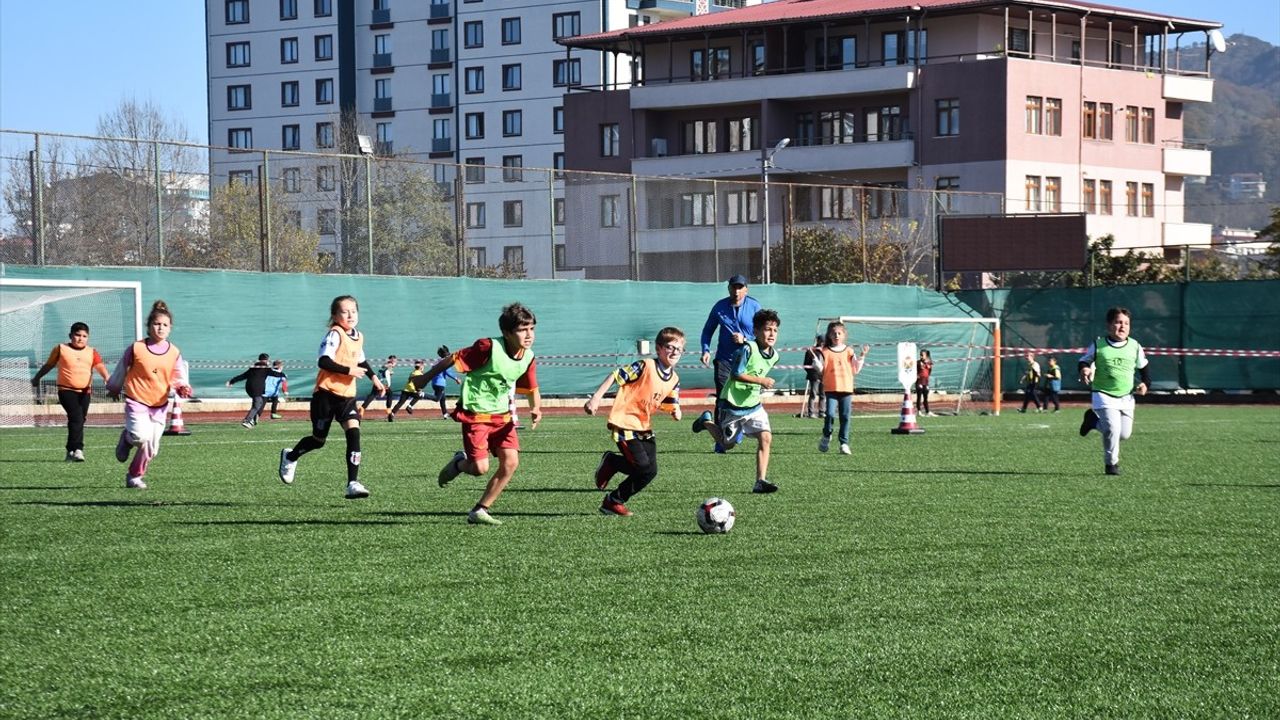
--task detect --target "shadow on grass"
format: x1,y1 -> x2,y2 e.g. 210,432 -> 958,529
1187,483 -> 1280,489
14,500 -> 241,508
653,530 -> 706,536
373,510 -> 596,519
0,458 -> 64,464
1,486 -> 80,491
175,519 -> 406,526
825,468 -> 1068,477
504,487 -> 603,494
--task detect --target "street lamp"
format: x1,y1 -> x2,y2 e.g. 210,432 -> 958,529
760,137 -> 790,284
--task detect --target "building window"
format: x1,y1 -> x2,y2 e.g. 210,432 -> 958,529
466,202 -> 486,228
374,33 -> 390,56
817,111 -> 856,145
1141,107 -> 1155,144
433,73 -> 451,97
283,210 -> 302,228
552,12 -> 580,39
318,209 -> 336,234
228,128 -> 253,149
1141,182 -> 1154,216
227,85 -> 251,111
282,124 -> 301,150
229,170 -> 254,186
503,244 -> 524,269
469,247 -> 487,268
553,152 -> 565,177
601,124 -> 620,157
316,78 -> 333,104
281,37 -> 299,64
1008,27 -> 1031,55
1025,96 -> 1043,134
553,58 -> 581,86
1045,176 -> 1061,212
601,195 -> 620,228
819,187 -> 856,220
433,118 -> 451,142
376,122 -> 392,152
314,0 -> 331,16
679,192 -> 714,226
553,106 -> 564,134
816,36 -> 856,71
1099,180 -> 1113,215
502,17 -> 521,45
865,105 -> 902,142
280,0 -> 298,20
283,167 -> 301,193
727,117 -> 758,152
1083,179 -> 1096,214
226,0 -> 249,24
464,21 -> 483,48
315,34 -> 333,61
795,112 -> 815,146
465,67 -> 484,94
750,41 -> 766,75
867,183 -> 904,218
1125,181 -> 1139,216
682,120 -> 717,154
883,29 -> 926,65
1125,106 -> 1139,143
554,197 -> 566,226
318,165 -> 336,191
502,110 -> 522,137
502,64 -> 521,91
465,112 -> 484,139
1045,98 -> 1062,136
936,98 -> 959,137
227,42 -> 250,68
725,190 -> 759,225
503,201 -> 523,228
464,157 -> 484,183
555,244 -> 566,270
1082,101 -> 1097,139
1099,103 -> 1114,140
502,155 -> 523,182
374,78 -> 391,101
432,28 -> 449,53
1025,175 -> 1042,211
935,177 -> 960,212
316,122 -> 334,149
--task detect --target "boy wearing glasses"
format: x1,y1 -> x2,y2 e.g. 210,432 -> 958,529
584,327 -> 684,516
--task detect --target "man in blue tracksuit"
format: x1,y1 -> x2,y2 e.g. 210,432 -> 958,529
700,274 -> 762,451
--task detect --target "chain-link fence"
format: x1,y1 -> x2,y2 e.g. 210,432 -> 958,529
33,128 -> 1254,285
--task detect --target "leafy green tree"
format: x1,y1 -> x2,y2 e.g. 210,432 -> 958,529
169,180 -> 321,272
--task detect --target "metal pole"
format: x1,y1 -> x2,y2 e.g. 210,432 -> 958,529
548,169 -> 557,279
365,154 -> 374,274
29,137 -> 45,265
711,179 -> 720,282
262,151 -> 272,271
761,149 -> 771,283
629,176 -> 640,280
153,142 -> 164,267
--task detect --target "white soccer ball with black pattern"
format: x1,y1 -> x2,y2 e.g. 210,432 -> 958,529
696,497 -> 735,534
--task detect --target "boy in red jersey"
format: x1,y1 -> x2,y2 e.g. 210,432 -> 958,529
424,303 -> 541,526
584,327 -> 684,516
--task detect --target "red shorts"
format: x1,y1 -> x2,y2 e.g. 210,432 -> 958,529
461,420 -> 519,460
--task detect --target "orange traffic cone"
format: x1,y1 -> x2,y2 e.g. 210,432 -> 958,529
890,392 -> 925,435
163,395 -> 192,436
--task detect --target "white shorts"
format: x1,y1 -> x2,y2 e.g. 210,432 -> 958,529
718,405 -> 771,447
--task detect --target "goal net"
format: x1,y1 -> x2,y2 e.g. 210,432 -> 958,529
0,279 -> 142,427
813,315 -> 1002,415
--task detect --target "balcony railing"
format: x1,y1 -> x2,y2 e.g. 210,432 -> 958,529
430,48 -> 451,64
374,97 -> 393,112
373,53 -> 392,68
432,137 -> 452,153
372,7 -> 390,23
431,93 -> 452,108
429,2 -> 451,19
376,141 -> 393,156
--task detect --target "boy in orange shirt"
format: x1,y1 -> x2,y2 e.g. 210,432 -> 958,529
31,321 -> 110,462
584,327 -> 684,516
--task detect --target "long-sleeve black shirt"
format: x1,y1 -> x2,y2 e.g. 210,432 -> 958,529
228,364 -> 287,397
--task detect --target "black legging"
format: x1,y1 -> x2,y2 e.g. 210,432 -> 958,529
600,436 -> 658,503
915,382 -> 930,414
57,388 -> 91,452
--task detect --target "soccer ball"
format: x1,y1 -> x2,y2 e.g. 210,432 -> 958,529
696,497 -> 735,534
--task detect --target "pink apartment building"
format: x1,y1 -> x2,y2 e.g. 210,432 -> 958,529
557,0 -> 1220,279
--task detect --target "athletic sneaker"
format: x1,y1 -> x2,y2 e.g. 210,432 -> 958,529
1079,409 -> 1098,437
1105,464 -> 1121,476
691,410 -> 712,434
125,476 -> 147,490
278,449 -> 297,484
839,443 -> 851,455
752,479 -> 778,494
65,451 -> 76,462
405,407 -> 413,415
599,496 -> 632,516
818,436 -> 830,453
270,413 -> 282,419
438,450 -> 466,487
594,452 -> 614,490
72,449 -> 85,462
345,480 -> 370,499
241,421 -> 254,429
387,413 -> 394,422
467,508 -> 502,526
115,435 -> 130,463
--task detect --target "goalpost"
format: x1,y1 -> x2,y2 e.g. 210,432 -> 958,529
813,315 -> 1002,415
0,279 -> 143,427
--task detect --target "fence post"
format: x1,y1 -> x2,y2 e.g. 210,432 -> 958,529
711,179 -> 720,282
153,141 -> 164,267
454,173 -> 466,277
548,169 -> 557,280
260,150 -> 272,271
30,135 -> 45,265
365,154 -> 374,274
629,176 -> 639,280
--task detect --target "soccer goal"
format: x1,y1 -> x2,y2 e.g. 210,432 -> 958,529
0,279 -> 142,427
813,315 -> 1002,415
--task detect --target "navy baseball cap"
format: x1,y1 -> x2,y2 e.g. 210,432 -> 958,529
727,274 -> 748,287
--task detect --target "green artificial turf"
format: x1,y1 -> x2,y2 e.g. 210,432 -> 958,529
2,407 -> 1277,718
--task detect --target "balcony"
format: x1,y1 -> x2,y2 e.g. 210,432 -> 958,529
1163,75 -> 1213,103
1163,145 -> 1212,177
631,64 -> 916,110
376,141 -> 393,156
373,53 -> 392,68
429,2 -> 451,19
633,138 -> 914,178
372,7 -> 390,24
1163,221 -> 1212,247
430,48 -> 451,64
431,92 -> 452,109
432,137 -> 453,153
374,97 -> 393,113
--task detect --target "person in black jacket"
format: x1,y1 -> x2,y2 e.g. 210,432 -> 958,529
227,353 -> 287,428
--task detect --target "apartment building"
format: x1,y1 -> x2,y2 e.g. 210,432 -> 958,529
206,0 -> 756,275
558,0 -> 1221,279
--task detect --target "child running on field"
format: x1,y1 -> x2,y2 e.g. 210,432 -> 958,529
264,360 -> 288,419
278,295 -> 385,499
1042,356 -> 1062,412
390,359 -> 427,418
1019,351 -> 1043,413
693,309 -> 782,494
426,303 -> 541,526
1078,307 -> 1150,476
227,353 -> 286,428
819,321 -> 869,455
426,345 -> 459,418
31,321 -> 110,462
584,326 -> 684,516
105,301 -> 193,489
360,355 -> 397,421
915,348 -> 934,417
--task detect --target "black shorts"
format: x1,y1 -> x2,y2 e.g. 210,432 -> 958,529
311,390 -> 359,437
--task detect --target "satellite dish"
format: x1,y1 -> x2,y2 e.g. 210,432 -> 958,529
1208,29 -> 1227,54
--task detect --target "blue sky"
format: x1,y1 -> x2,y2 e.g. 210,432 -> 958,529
0,0 -> 1274,144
